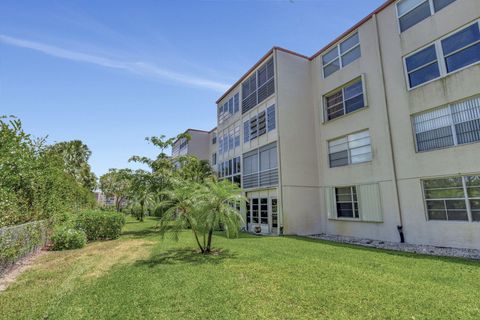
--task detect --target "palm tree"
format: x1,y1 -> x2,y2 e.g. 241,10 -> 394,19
158,181 -> 207,253
201,179 -> 245,253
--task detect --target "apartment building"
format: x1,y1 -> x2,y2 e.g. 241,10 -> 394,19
171,129 -> 211,161
212,0 -> 480,249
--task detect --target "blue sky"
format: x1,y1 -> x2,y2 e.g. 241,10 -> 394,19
0,0 -> 385,177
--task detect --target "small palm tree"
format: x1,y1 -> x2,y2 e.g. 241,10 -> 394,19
158,181 -> 207,253
201,179 -> 245,253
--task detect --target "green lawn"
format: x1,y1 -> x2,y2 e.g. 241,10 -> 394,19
1,217 -> 479,319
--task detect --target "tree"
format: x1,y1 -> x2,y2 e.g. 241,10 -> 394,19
174,155 -> 213,183
99,169 -> 132,212
158,181 -> 207,253
158,178 -> 245,254
129,169 -> 154,221
201,179 -> 245,253
49,140 -> 97,191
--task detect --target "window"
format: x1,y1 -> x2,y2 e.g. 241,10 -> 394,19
258,111 -> 266,136
212,132 -> 217,145
413,96 -> 480,151
260,198 -> 268,224
244,121 -> 250,143
404,21 -> 480,89
243,142 -> 278,189
252,199 -> 259,223
328,130 -> 372,168
405,45 -> 440,88
267,105 -> 276,131
212,153 -> 217,166
219,156 -> 241,186
242,58 -> 275,114
322,33 -> 361,78
397,0 -> 456,32
335,187 -> 359,219
441,23 -> 480,73
218,93 -> 240,125
271,198 -> 278,228
423,175 -> 480,222
324,78 -> 365,121
244,106 -> 275,142
229,128 -> 234,150
234,125 -> 240,147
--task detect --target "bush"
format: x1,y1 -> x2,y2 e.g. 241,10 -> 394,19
51,227 -> 86,251
75,210 -> 126,241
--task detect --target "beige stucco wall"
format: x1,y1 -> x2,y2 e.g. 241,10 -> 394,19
376,0 -> 480,248
276,50 -> 322,235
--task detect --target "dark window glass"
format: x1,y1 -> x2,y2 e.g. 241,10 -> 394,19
399,1 -> 431,32
415,126 -> 454,151
271,199 -> 278,228
408,62 -> 440,88
335,187 -> 358,218
267,105 -> 276,131
243,121 -> 250,143
442,23 -> 479,56
341,46 -> 361,67
258,111 -> 266,136
444,42 -> 480,73
406,45 -> 437,71
329,150 -> 349,168
323,59 -> 340,78
455,119 -> 480,145
433,0 -> 456,12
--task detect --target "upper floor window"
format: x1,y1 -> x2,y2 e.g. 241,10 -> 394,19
328,130 -> 372,168
242,58 -> 275,114
324,78 -> 366,121
243,105 -> 276,143
243,142 -> 278,189
322,33 -> 361,78
422,175 -> 480,222
218,93 -> 240,125
211,132 -> 217,145
404,21 -> 480,89
212,153 -> 217,165
219,122 -> 241,155
397,0 -> 456,33
413,95 -> 480,152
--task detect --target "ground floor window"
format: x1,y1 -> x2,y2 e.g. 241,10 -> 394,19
246,197 -> 278,233
335,186 -> 359,219
423,175 -> 480,222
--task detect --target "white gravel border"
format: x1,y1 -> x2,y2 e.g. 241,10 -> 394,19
308,234 -> 480,260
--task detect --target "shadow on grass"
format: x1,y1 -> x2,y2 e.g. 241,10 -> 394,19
135,247 -> 236,267
289,236 -> 480,266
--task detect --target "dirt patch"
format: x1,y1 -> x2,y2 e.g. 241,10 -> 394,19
82,239 -> 153,279
0,250 -> 46,292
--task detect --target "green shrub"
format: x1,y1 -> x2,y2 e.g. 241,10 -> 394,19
75,210 -> 126,241
51,227 -> 86,251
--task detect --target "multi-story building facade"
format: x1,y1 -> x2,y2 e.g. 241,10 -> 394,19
212,0 -> 480,249
171,129 -> 211,161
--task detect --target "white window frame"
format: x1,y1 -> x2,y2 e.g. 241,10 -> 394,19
403,20 -> 480,90
395,0 -> 456,34
322,32 -> 361,78
421,175 -> 480,223
322,75 -> 367,123
327,129 -> 373,168
335,186 -> 360,220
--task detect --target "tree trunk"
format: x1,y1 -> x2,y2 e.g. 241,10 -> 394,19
206,228 -> 214,253
140,200 -> 144,222
186,216 -> 204,254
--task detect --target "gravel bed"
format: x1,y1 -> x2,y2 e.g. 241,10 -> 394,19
308,234 -> 480,260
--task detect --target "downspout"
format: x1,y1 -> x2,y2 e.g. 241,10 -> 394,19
273,48 -> 285,236
373,14 -> 405,243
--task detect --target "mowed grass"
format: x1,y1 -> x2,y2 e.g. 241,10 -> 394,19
1,217 -> 479,319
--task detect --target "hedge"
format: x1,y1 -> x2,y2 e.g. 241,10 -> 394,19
75,210 -> 125,241
0,221 -> 47,276
51,227 -> 87,251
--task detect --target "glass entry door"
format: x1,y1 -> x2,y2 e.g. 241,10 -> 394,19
246,197 -> 276,234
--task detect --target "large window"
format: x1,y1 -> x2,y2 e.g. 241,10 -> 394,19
322,33 -> 361,78
324,78 -> 365,121
328,130 -> 372,168
219,122 -> 241,154
413,96 -> 480,152
397,0 -> 456,32
404,21 -> 480,89
242,58 -> 275,114
218,93 -> 240,125
335,187 -> 359,219
243,105 -> 276,142
423,175 -> 480,222
218,156 -> 241,186
243,143 -> 278,189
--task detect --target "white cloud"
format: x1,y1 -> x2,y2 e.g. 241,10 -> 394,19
0,34 -> 230,92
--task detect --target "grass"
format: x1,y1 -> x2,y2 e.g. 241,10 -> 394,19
1,216 -> 479,319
